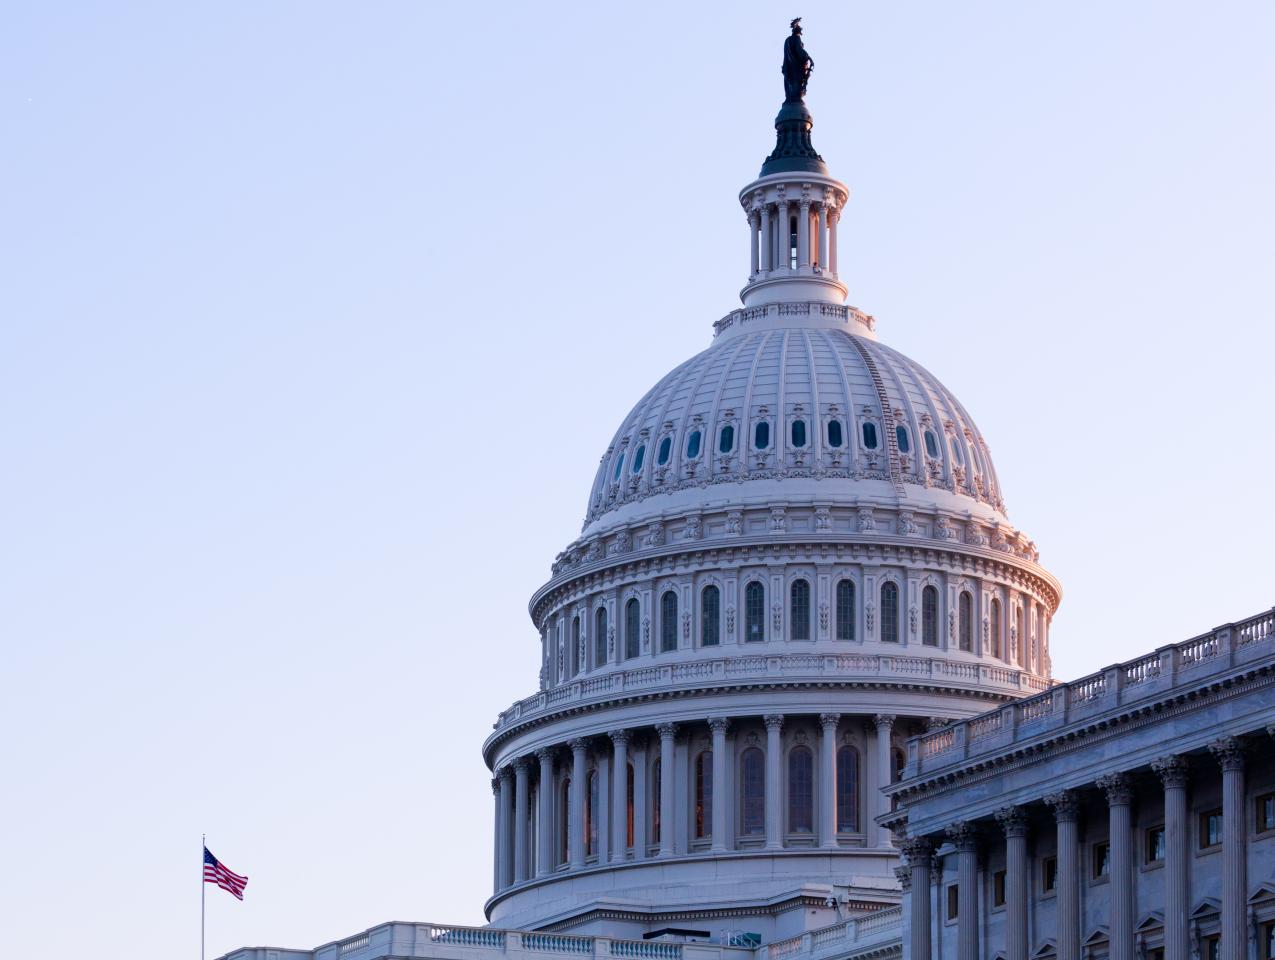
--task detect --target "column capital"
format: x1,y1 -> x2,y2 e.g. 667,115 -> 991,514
1044,790 -> 1078,822
820,712 -> 842,728
534,748 -> 556,766
946,820 -> 980,852
491,776 -> 501,794
995,805 -> 1029,839
894,864 -> 912,892
609,728 -> 631,747
899,836 -> 934,867
655,722 -> 677,740
1097,772 -> 1133,806
514,756 -> 533,773
1151,754 -> 1190,789
1209,736 -> 1245,772
497,765 -> 515,782
707,716 -> 731,735
874,713 -> 896,730
763,714 -> 785,731
568,738 -> 589,754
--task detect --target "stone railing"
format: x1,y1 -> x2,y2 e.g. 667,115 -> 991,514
491,652 -> 1050,736
712,301 -> 877,338
906,606 -> 1275,778
765,907 -> 903,960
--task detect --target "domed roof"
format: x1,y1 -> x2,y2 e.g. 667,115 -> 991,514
582,313 -> 1006,538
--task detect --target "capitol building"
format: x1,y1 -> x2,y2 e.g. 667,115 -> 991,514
220,25 -> 1275,960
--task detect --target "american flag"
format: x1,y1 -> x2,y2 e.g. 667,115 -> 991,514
203,846 -> 248,901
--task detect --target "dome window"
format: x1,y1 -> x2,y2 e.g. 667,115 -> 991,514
612,453 -> 625,481
754,421 -> 770,450
924,430 -> 940,458
862,423 -> 879,450
719,424 -> 735,454
631,444 -> 645,473
827,420 -> 844,448
895,426 -> 911,454
791,419 -> 807,448
687,430 -> 702,459
950,436 -> 964,465
656,436 -> 672,466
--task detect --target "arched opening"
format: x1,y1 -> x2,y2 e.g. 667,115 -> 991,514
744,581 -> 765,642
787,745 -> 814,834
922,585 -> 939,647
740,747 -> 764,836
880,582 -> 900,643
836,580 -> 855,641
624,597 -> 640,659
701,584 -> 721,646
836,745 -> 859,833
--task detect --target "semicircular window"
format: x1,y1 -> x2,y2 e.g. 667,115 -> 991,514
827,420 -> 844,448
631,444 -> 645,473
718,424 -> 735,454
924,430 -> 939,458
862,423 -> 879,450
612,453 -> 625,480
754,421 -> 770,450
895,426 -> 910,454
791,419 -> 807,448
687,430 -> 702,459
657,436 -> 672,466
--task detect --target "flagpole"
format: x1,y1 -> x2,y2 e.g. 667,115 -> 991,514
201,833 -> 206,960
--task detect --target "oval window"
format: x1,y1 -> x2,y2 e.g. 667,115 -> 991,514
827,420 -> 843,448
755,421 -> 770,450
895,426 -> 910,454
924,430 -> 939,458
687,430 -> 702,459
657,436 -> 672,465
719,424 -> 735,453
631,444 -> 645,473
613,453 -> 625,480
791,419 -> 807,448
862,423 -> 878,449
950,436 -> 964,465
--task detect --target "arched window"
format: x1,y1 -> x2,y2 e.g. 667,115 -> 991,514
740,748 -> 765,836
701,585 -> 721,647
571,615 -> 581,675
880,582 -> 899,643
626,761 -> 635,848
650,759 -> 661,845
625,598 -> 640,659
959,592 -> 973,651
924,430 -> 940,458
789,215 -> 798,269
612,453 -> 625,480
790,579 -> 811,640
586,769 -> 598,856
744,581 -> 765,642
559,777 -> 571,864
631,444 -> 645,474
695,751 -> 713,839
594,606 -> 608,668
950,435 -> 964,465
791,419 -> 807,448
922,586 -> 939,647
657,436 -> 672,465
754,421 -> 770,450
990,598 -> 1002,659
862,423 -> 879,449
827,420 -> 844,448
788,746 -> 814,833
895,425 -> 911,454
718,424 -> 735,454
687,430 -> 702,459
836,745 -> 859,833
660,591 -> 678,653
836,580 -> 855,641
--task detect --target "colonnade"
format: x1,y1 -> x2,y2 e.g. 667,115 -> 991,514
491,712 -> 913,894
898,736 -> 1252,960
748,197 -> 840,279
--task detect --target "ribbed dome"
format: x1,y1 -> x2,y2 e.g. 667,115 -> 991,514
583,321 -> 1006,538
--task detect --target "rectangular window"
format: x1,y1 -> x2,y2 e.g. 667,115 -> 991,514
1148,949 -> 1164,960
946,884 -> 959,921
1204,936 -> 1220,960
1091,841 -> 1110,880
1257,794 -> 1275,834
992,869 -> 1006,907
1146,825 -> 1165,864
1042,856 -> 1057,893
1261,922 -> 1275,960
1200,809 -> 1223,849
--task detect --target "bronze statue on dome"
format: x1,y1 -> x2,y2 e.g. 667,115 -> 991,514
782,18 -> 814,103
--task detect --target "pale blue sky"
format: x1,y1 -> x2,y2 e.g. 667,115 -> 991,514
2,2 -> 1272,957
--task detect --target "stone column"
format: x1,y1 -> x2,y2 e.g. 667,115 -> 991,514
497,768 -> 514,889
828,207 -> 839,277
536,749 -> 555,877
947,821 -> 979,960
1152,756 -> 1190,960
798,200 -> 811,268
816,203 -> 828,270
996,806 -> 1029,960
656,723 -> 676,857
513,758 -> 531,882
1210,738 -> 1246,960
901,837 -> 934,960
874,714 -> 896,847
760,205 -> 772,272
492,776 -> 501,894
749,210 -> 760,277
1098,773 -> 1134,960
611,730 -> 630,863
569,739 -> 587,869
1045,791 -> 1079,960
709,717 -> 730,852
764,715 -> 784,849
820,714 -> 840,848
777,200 -> 791,269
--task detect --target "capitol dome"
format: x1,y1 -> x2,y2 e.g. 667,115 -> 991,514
482,33 -> 1060,942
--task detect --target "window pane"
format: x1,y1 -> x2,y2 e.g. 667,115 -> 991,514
687,430 -> 702,459
625,598 -> 640,659
701,585 -> 721,646
632,444 -> 645,473
836,746 -> 858,832
791,420 -> 807,448
862,422 -> 878,449
571,616 -> 581,675
959,593 -> 973,651
924,430 -> 939,458
836,581 -> 855,641
740,748 -> 764,835
755,421 -> 770,449
657,436 -> 672,465
651,760 -> 661,844
719,425 -> 735,454
827,420 -> 843,448
790,579 -> 811,640
695,752 -> 713,838
880,582 -> 899,643
922,586 -> 938,646
950,435 -> 963,465
613,453 -> 624,480
991,599 -> 1002,658
788,747 -> 813,832
895,425 -> 910,453
745,582 -> 765,642
595,607 -> 608,668
660,591 -> 678,652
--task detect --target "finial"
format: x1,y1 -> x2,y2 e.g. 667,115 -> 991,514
782,18 -> 814,103
760,19 -> 826,176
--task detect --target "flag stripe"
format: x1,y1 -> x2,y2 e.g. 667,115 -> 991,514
203,847 -> 248,901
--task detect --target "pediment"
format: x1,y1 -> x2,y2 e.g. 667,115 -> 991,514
1191,898 -> 1221,919
1084,928 -> 1110,947
1137,912 -> 1164,932
1032,940 -> 1058,959
1248,884 -> 1275,906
